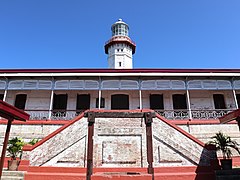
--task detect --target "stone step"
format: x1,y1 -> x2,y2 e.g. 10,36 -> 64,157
1,176 -> 24,180
2,170 -> 25,177
1,170 -> 25,180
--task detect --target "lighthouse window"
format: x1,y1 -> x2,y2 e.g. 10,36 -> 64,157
121,49 -> 123,52
119,62 -> 122,67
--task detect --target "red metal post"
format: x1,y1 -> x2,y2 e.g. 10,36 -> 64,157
144,112 -> 154,179
237,117 -> 240,131
0,119 -> 13,178
86,112 -> 95,180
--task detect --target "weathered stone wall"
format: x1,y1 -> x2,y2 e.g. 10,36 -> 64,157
21,116 -> 216,168
179,123 -> 239,143
178,122 -> 240,157
0,123 -> 62,154
24,118 -> 88,167
93,118 -> 147,167
152,118 -> 214,167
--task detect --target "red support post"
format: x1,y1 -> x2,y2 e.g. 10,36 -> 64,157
0,119 -> 13,178
86,112 -> 95,180
144,112 -> 154,179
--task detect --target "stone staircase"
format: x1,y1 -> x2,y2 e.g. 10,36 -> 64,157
1,170 -> 25,180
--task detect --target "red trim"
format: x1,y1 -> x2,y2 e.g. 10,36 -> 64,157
1,68 -> 240,74
219,109 -> 240,123
0,119 -> 68,125
0,100 -> 29,121
23,112 -> 85,151
104,36 -> 136,54
169,119 -> 237,125
155,113 -> 206,148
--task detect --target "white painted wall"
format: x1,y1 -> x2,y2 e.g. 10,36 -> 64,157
3,89 -> 238,111
107,44 -> 133,69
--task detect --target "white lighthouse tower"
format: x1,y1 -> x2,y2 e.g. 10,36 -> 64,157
105,19 -> 136,69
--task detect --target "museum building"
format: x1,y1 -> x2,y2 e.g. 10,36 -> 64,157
0,19 -> 240,179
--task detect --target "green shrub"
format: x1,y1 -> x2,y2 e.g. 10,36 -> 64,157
7,137 -> 25,160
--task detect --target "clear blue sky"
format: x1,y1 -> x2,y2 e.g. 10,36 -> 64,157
0,0 -> 240,69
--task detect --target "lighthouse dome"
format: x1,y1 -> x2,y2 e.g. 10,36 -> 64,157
111,19 -> 129,37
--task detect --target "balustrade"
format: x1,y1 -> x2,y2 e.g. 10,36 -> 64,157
155,109 -> 234,120
24,109 -> 234,120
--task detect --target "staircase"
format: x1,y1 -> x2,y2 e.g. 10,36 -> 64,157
1,170 -> 25,180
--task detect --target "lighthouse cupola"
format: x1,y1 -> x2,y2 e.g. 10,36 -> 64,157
105,19 -> 136,69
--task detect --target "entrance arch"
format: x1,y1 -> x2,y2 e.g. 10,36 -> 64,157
111,94 -> 129,110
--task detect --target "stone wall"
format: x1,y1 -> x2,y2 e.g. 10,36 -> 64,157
21,115 -> 216,168
0,123 -> 62,154
24,118 -> 88,166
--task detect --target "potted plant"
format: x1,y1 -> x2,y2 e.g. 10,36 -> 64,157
208,132 -> 240,170
7,137 -> 25,171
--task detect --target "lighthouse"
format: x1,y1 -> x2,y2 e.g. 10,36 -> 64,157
104,19 -> 136,69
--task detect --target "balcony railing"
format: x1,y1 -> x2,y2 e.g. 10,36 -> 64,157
154,109 -> 234,120
24,109 -> 234,120
25,110 -> 85,120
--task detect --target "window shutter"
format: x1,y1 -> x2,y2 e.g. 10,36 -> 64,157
141,80 -> 156,89
69,80 -> 84,89
38,80 -> 52,89
156,80 -> 171,89
217,80 -> 232,89
0,80 -> 6,89
202,80 -> 217,89
8,80 -> 23,89
233,80 -> 240,89
85,80 -> 99,89
55,80 -> 69,89
171,80 -> 185,89
120,80 -> 138,89
102,80 -> 120,90
187,80 -> 202,89
23,80 -> 38,89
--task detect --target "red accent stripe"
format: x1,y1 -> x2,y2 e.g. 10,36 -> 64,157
1,68 -> 240,73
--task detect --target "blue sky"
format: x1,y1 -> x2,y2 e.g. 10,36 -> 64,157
0,0 -> 240,69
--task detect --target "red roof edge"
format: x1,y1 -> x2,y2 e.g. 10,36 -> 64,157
1,68 -> 240,74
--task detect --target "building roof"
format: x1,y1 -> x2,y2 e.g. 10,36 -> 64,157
1,68 -> 240,73
1,68 -> 240,78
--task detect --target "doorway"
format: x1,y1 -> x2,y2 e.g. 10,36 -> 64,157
111,94 -> 129,110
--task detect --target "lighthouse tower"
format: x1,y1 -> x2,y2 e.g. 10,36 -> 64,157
105,19 -> 136,69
